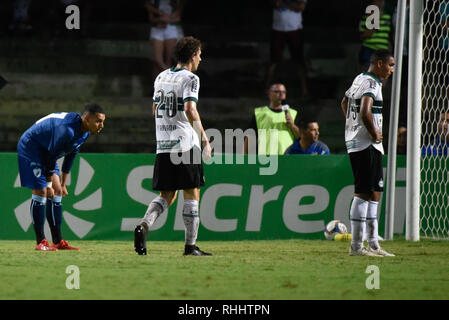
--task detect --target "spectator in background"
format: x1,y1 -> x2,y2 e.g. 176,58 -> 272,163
284,119 -> 330,155
244,83 -> 300,155
8,0 -> 33,32
358,0 -> 393,71
422,112 -> 449,156
266,0 -> 308,98
145,0 -> 185,83
396,124 -> 407,155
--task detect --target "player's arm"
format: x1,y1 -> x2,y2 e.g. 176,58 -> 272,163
360,95 -> 382,143
341,96 -> 348,117
60,149 -> 80,197
184,100 -> 211,160
152,102 -> 156,116
60,172 -> 69,197
285,111 -> 300,139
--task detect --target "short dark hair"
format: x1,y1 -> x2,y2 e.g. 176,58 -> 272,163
370,49 -> 393,64
84,103 -> 104,115
174,36 -> 202,64
299,119 -> 318,130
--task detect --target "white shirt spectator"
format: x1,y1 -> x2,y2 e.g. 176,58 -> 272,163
272,0 -> 306,32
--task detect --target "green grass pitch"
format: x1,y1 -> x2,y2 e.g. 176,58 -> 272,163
1,239 -> 449,300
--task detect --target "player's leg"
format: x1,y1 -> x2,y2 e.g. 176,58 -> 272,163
45,172 -> 79,250
365,149 -> 394,256
31,188 -> 49,246
182,188 -> 211,256
348,149 -> 381,256
18,155 -> 56,251
45,173 -> 63,245
134,190 -> 177,255
141,190 -> 177,230
349,193 -> 369,253
366,191 -> 381,249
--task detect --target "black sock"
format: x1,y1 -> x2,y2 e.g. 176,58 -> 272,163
46,197 -> 63,244
31,195 -> 46,244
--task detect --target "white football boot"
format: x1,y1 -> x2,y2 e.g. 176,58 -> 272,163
368,246 -> 395,257
349,246 -> 383,257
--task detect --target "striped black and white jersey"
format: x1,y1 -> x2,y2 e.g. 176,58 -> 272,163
153,67 -> 200,154
344,72 -> 384,154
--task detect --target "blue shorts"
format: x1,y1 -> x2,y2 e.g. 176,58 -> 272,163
18,155 -> 60,190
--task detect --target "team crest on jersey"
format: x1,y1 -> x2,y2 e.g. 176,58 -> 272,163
33,167 -> 42,178
378,178 -> 384,188
368,79 -> 377,89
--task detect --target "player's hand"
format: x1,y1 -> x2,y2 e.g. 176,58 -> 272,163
46,186 -> 54,199
61,185 -> 69,198
202,141 -> 212,162
285,111 -> 294,127
372,131 -> 383,143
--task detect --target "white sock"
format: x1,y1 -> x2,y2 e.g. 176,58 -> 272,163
350,196 -> 368,251
367,201 -> 380,249
141,196 -> 168,230
183,199 -> 199,246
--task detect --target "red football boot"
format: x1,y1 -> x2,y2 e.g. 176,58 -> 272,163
35,239 -> 58,251
52,240 -> 80,251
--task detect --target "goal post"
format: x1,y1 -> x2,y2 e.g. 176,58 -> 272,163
385,0 -> 407,240
406,0 -> 423,241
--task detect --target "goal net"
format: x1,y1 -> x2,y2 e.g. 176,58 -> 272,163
421,0 -> 449,239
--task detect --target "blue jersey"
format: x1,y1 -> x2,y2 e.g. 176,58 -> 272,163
284,138 -> 330,155
17,112 -> 90,176
421,137 -> 449,156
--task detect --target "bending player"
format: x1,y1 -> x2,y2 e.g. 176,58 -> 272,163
17,104 -> 106,251
341,50 -> 395,257
134,36 -> 212,256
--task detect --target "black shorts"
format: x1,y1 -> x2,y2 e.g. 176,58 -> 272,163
349,145 -> 384,194
152,147 -> 205,191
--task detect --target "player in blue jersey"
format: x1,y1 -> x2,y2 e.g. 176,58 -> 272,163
284,120 -> 330,155
17,104 -> 106,251
422,112 -> 449,156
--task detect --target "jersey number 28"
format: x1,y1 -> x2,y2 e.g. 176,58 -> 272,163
154,89 -> 178,119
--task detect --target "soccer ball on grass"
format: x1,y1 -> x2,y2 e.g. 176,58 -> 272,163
324,220 -> 350,240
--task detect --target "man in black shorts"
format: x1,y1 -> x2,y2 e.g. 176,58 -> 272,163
341,50 -> 395,257
134,36 -> 212,256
